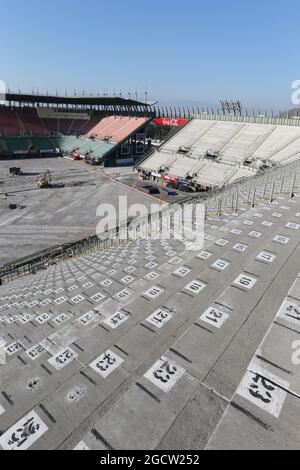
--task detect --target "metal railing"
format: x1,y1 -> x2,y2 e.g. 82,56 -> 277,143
194,113 -> 300,127
1,157 -> 300,285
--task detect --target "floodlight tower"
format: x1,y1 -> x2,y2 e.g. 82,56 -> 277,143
220,100 -> 242,116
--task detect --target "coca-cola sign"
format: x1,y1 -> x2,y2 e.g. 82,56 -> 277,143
154,118 -> 188,127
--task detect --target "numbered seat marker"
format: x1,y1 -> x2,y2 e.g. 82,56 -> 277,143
197,250 -> 213,260
89,350 -> 124,378
92,292 -> 106,303
101,279 -> 113,287
48,347 -> 78,371
146,308 -> 172,328
199,306 -> 230,329
233,274 -> 257,291
256,252 -> 276,264
277,300 -> 300,327
26,344 -> 46,361
121,276 -> 134,285
211,259 -> 230,272
173,267 -> 191,278
185,280 -> 206,294
237,361 -> 289,418
261,221 -> 273,227
233,244 -> 248,253
286,222 -> 300,230
104,311 -> 131,329
144,357 -> 185,393
145,272 -> 159,281
249,231 -> 262,238
215,239 -> 229,247
78,311 -> 96,326
0,411 -> 48,450
144,286 -> 164,300
273,235 -> 290,245
115,289 -> 132,301
5,341 -> 25,356
53,313 -> 69,326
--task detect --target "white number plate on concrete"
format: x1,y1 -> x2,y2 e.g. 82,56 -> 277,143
174,267 -> 191,278
92,293 -> 106,302
144,357 -> 185,393
199,307 -> 229,329
125,266 -> 136,274
5,341 -> 24,356
233,244 -> 248,253
48,348 -> 78,371
72,295 -> 85,304
115,289 -> 132,301
0,411 -> 48,450
261,221 -> 273,227
249,231 -> 262,238
53,314 -> 69,326
145,272 -> 159,281
273,235 -> 290,245
185,280 -> 206,294
237,361 -> 289,418
215,239 -> 229,247
26,344 -> 46,361
168,257 -> 183,265
19,314 -> 34,324
256,252 -> 276,264
104,311 -> 130,329
286,222 -> 300,230
78,312 -> 95,326
277,300 -> 300,327
144,286 -> 164,300
90,350 -> 124,378
197,251 -> 212,260
211,259 -> 230,271
233,274 -> 257,290
36,313 -> 52,324
146,308 -> 172,329
121,276 -> 134,284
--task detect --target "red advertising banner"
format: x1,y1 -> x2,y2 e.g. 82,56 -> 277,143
72,152 -> 81,160
163,175 -> 178,183
153,118 -> 188,127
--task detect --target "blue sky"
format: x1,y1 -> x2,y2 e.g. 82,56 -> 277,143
1,0 -> 299,110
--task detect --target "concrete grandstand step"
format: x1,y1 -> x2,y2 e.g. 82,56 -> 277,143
1,190 -> 300,450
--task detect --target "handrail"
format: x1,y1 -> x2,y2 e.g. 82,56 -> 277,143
1,155 -> 300,285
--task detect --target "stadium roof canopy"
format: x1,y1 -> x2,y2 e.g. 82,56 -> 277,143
4,92 -> 151,108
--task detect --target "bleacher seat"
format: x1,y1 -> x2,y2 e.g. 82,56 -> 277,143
0,172 -> 300,449
139,118 -> 300,188
0,109 -> 22,136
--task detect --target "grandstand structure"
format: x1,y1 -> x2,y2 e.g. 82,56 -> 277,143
137,114 -> 300,190
1,90 -> 300,449
0,157 -> 299,449
0,92 -> 154,165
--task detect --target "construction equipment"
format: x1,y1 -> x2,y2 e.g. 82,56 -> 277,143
9,167 -> 22,177
36,169 -> 51,189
